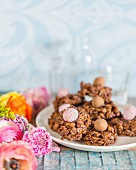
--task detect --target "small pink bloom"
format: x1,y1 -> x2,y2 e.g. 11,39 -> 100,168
23,87 -> 49,117
23,127 -> 60,156
0,118 -> 23,143
0,114 -> 33,144
0,114 -> 32,133
0,126 -> 23,143
0,141 -> 37,170
57,88 -> 69,98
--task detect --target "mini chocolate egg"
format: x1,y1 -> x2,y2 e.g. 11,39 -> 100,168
92,96 -> 105,108
58,104 -> 70,113
94,118 -> 108,132
63,108 -> 79,122
93,77 -> 105,86
123,104 -> 136,120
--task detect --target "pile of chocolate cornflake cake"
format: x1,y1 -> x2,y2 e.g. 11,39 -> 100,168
49,77 -> 136,146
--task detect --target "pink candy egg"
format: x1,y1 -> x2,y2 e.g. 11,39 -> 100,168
63,108 -> 79,122
57,89 -> 68,98
58,104 -> 70,113
123,105 -> 136,120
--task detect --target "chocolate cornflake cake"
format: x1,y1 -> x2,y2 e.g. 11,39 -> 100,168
109,118 -> 136,137
83,100 -> 121,120
49,111 -> 62,132
83,125 -> 117,146
49,106 -> 91,141
78,81 -> 112,102
53,94 -> 84,111
49,76 -> 136,146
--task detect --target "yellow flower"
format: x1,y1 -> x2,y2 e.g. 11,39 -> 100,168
0,92 -> 22,106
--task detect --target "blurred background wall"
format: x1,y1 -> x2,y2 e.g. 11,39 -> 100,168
0,0 -> 136,96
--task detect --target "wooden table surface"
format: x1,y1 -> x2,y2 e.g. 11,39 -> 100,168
37,98 -> 136,170
37,150 -> 136,170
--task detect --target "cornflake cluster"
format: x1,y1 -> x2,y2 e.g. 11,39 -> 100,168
49,77 -> 136,146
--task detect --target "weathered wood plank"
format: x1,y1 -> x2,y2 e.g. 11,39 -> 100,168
74,150 -> 89,169
60,150 -> 75,170
128,151 -> 136,164
101,152 -> 116,165
114,151 -> 133,170
128,151 -> 136,170
44,152 -> 60,169
88,152 -> 102,166
115,151 -> 131,164
37,156 -> 44,170
41,150 -> 135,170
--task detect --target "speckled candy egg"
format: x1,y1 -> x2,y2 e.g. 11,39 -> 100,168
123,105 -> 136,120
63,108 -> 79,122
58,104 -> 70,113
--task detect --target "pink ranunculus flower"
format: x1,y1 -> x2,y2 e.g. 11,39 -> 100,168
23,87 -> 49,117
23,127 -> 60,156
0,114 -> 34,144
0,140 -> 37,170
0,126 -> 23,143
0,119 -> 23,143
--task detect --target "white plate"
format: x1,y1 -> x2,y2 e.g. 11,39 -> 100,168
36,105 -> 136,152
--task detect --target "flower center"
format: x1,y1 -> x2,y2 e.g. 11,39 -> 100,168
4,158 -> 20,170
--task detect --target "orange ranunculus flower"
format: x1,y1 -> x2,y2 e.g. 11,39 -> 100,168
0,92 -> 32,121
7,96 -> 32,122
0,92 -> 22,106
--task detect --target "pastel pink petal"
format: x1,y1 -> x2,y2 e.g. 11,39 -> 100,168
0,126 -> 23,143
0,119 -> 18,129
50,147 -> 61,153
0,141 -> 37,170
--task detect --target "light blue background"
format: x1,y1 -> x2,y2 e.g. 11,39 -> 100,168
0,0 -> 136,96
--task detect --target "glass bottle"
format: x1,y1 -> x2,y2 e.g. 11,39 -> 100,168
73,36 -> 96,88
49,57 -> 64,98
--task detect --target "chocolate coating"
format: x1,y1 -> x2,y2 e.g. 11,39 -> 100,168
94,118 -> 108,132
92,96 -> 105,108
93,77 -> 105,86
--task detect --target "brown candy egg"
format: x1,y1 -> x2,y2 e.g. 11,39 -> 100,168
92,96 -> 105,108
94,118 -> 108,132
93,77 -> 105,86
